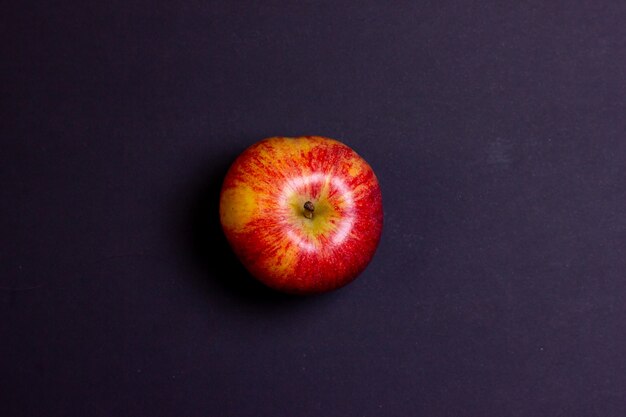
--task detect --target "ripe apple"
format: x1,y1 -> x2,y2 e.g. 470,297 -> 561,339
219,136 -> 383,294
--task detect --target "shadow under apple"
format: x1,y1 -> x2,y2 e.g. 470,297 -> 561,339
182,145 -> 312,308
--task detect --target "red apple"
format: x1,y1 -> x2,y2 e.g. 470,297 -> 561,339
219,136 -> 383,294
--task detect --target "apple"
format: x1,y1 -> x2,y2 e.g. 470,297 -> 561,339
219,136 -> 383,294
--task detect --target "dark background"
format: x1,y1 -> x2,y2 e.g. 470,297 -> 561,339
2,1 -> 626,416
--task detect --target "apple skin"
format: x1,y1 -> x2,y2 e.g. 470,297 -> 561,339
219,136 -> 383,294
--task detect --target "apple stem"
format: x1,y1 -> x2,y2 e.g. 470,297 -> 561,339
303,201 -> 315,219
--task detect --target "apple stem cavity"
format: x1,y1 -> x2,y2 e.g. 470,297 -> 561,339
303,201 -> 315,219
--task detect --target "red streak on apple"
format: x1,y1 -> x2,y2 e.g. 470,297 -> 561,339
219,136 -> 383,294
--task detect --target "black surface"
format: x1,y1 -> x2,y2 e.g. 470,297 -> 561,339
2,1 -> 626,416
